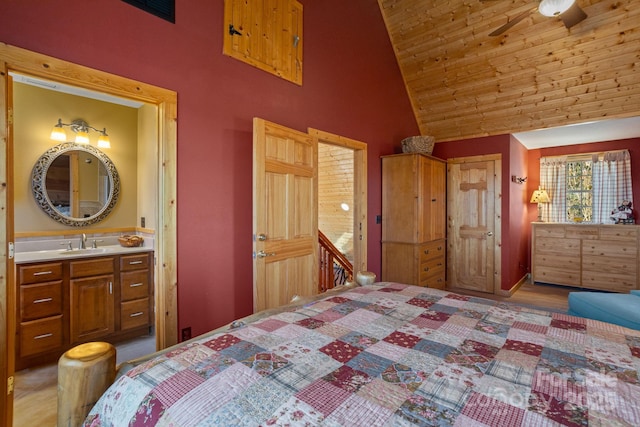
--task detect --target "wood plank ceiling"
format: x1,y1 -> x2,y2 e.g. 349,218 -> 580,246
378,0 -> 640,142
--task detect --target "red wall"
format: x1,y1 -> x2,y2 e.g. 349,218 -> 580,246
0,1 -> 420,337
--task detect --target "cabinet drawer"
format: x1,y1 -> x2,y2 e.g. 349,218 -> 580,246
582,272 -> 636,292
599,226 -> 638,241
565,225 -> 599,240
18,262 -> 63,285
534,254 -> 581,271
20,315 -> 63,357
421,273 -> 446,290
419,240 -> 445,263
582,240 -> 637,258
121,270 -> 149,301
70,257 -> 114,278
121,298 -> 151,330
121,253 -> 150,271
582,255 -> 637,274
534,225 -> 565,238
534,237 -> 580,256
419,257 -> 445,279
534,267 -> 580,286
20,281 -> 63,321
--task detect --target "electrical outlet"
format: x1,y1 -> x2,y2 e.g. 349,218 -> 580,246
181,327 -> 191,341
141,216 -> 146,228
376,215 -> 382,224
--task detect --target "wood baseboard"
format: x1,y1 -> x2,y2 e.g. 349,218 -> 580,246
496,274 -> 529,297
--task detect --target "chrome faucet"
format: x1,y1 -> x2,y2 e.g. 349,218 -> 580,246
80,233 -> 87,249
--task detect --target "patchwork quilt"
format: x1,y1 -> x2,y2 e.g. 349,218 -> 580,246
85,283 -> 640,426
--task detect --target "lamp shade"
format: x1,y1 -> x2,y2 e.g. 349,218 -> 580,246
539,0 -> 575,17
530,189 -> 551,204
50,125 -> 67,142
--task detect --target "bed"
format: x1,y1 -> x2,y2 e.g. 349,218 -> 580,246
84,282 -> 640,426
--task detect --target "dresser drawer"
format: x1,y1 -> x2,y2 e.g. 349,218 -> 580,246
70,257 -> 114,278
419,240 -> 445,263
18,262 -> 63,285
20,315 -> 64,357
534,254 -> 581,271
421,273 -> 446,290
120,253 -> 150,271
534,267 -> 581,286
121,298 -> 151,330
582,240 -> 637,258
534,237 -> 580,256
121,270 -> 149,301
20,281 -> 63,321
599,226 -> 638,241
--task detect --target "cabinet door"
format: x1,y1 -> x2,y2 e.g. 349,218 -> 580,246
70,274 -> 115,344
382,155 -> 419,242
420,157 -> 446,242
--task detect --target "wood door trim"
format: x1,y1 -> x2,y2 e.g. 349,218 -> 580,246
0,43 -> 178,424
308,128 -> 368,275
446,154 -> 502,294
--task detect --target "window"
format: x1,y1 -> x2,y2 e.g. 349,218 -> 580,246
122,0 -> 175,23
566,159 -> 592,222
223,0 -> 303,85
540,150 -> 633,224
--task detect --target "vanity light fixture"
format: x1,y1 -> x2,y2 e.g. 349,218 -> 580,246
50,118 -> 111,148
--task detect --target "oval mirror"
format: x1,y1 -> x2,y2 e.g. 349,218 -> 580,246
32,142 -> 120,226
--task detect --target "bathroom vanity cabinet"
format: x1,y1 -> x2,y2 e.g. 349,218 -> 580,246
16,251 -> 154,370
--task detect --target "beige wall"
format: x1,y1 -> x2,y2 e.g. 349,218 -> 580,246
137,103 -> 158,231
13,82 -> 140,232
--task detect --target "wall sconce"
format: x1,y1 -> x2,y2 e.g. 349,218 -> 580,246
50,118 -> 111,148
511,175 -> 527,184
530,187 -> 551,222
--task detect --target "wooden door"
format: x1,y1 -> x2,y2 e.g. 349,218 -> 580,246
447,155 -> 501,293
253,118 -> 318,312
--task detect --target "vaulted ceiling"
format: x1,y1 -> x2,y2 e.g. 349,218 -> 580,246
378,0 -> 639,142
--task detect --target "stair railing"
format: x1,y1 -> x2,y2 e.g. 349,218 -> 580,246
319,230 -> 353,292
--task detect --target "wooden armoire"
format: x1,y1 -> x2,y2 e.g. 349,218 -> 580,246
381,153 -> 446,289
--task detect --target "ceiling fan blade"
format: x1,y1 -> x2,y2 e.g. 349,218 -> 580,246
489,7 -> 536,37
560,3 -> 587,28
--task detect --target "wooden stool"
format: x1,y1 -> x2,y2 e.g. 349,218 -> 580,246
57,342 -> 116,427
356,271 -> 376,286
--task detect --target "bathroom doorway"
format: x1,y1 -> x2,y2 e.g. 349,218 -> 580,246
0,44 -> 178,425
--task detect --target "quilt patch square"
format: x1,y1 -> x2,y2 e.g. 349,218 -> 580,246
296,379 -> 351,416
504,339 -> 544,357
381,362 -> 428,392
396,391 -> 459,426
191,354 -> 235,380
323,365 -> 371,392
461,391 -> 525,425
320,340 -> 363,363
346,351 -> 393,378
219,340 -> 265,362
241,352 -> 289,376
406,297 -> 435,309
255,318 -> 289,332
295,317 -> 325,330
357,377 -> 413,410
528,390 -> 588,427
485,360 -> 534,387
327,393 -> 395,427
340,331 -> 379,349
413,339 -> 456,359
383,331 -> 421,349
203,334 -> 241,352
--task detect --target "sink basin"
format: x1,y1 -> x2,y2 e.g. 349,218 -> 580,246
59,248 -> 109,255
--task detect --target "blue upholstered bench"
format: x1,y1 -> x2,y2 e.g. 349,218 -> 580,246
568,290 -> 640,330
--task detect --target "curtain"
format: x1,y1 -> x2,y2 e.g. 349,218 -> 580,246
539,156 -> 567,222
592,150 -> 634,223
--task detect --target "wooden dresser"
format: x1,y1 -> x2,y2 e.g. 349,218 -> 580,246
531,223 -> 639,292
381,153 -> 446,289
16,251 -> 154,370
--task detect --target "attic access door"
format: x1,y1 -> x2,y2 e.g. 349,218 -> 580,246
253,118 -> 318,311
447,155 -> 502,293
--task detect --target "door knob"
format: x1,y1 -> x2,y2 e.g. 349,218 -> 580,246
257,233 -> 267,241
487,231 -> 494,236
256,250 -> 276,258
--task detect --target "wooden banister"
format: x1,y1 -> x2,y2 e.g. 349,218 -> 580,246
318,230 -> 353,292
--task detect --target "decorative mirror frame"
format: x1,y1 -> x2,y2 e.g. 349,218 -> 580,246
31,142 -> 121,226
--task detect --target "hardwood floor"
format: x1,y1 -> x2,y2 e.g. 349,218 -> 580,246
13,334 -> 155,427
11,281 -> 570,427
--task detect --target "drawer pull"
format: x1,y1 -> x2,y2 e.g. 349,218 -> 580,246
423,250 -> 430,255
130,312 -> 144,317
33,297 -> 53,304
33,271 -> 53,276
423,267 -> 430,272
109,281 -> 113,295
34,333 -> 53,340
130,282 -> 144,288
128,261 -> 143,265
